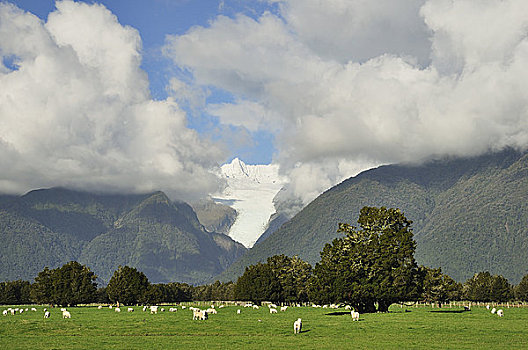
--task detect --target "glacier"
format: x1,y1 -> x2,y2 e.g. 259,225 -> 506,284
212,158 -> 286,248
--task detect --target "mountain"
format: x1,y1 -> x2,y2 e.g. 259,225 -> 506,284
219,149 -> 528,284
212,158 -> 286,248
0,188 -> 246,284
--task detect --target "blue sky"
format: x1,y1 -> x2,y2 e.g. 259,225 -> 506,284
10,0 -> 278,165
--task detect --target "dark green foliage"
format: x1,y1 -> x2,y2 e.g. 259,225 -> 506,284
420,266 -> 462,302
30,261 -> 97,306
0,188 -> 246,285
192,280 -> 235,301
0,280 -> 31,305
220,149 -> 528,284
310,207 -> 421,313
464,271 -> 513,302
106,266 -> 149,305
234,263 -> 282,304
515,274 -> 528,301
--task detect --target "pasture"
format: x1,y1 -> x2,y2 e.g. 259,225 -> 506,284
1,304 -> 527,349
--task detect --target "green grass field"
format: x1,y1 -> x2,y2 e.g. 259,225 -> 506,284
1,304 -> 527,349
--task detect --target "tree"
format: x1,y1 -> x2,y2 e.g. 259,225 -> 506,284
31,262 -> 97,306
420,266 -> 462,303
106,266 -> 149,305
310,207 -> 421,312
0,280 -> 32,305
266,255 -> 312,303
234,262 -> 282,304
515,274 -> 528,301
464,272 -> 512,302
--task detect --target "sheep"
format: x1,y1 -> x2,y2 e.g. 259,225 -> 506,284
98,305 -> 103,310
62,310 -> 71,319
161,308 -> 165,312
61,308 -> 66,312
2,310 -> 7,316
10,309 -> 15,315
280,306 -> 288,312
181,306 -> 186,309
19,309 -> 24,314
43,308 -> 47,312
237,309 -> 241,314
115,307 -> 121,313
497,309 -> 504,317
244,303 -> 252,308
486,305 -> 490,310
206,308 -> 217,314
270,308 -> 277,314
351,311 -> 360,321
293,318 -> 302,334
253,305 -> 260,310
345,305 -> 352,310
128,308 -> 134,312
109,305 -> 113,309
30,307 -> 36,312
269,304 -> 277,309
44,311 -> 50,319
143,306 -> 148,312
150,306 -> 158,314
491,307 -> 497,314
193,309 -> 207,320
169,308 -> 177,312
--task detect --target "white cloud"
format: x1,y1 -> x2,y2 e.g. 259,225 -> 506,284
163,0 -> 528,211
0,1 -> 225,200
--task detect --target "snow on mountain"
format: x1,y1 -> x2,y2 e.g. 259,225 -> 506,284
212,158 -> 286,248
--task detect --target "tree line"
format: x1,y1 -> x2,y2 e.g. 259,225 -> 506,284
1,207 -> 528,308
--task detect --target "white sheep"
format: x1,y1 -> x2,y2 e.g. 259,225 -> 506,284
237,309 -> 241,314
127,307 -> 134,312
345,305 -> 352,310
109,305 -> 113,309
206,308 -> 217,314
44,311 -> 50,318
31,308 -> 37,312
253,305 -> 260,309
193,309 -> 207,320
351,311 -> 360,321
115,307 -> 121,313
169,308 -> 177,312
497,309 -> 504,317
269,303 -> 277,309
62,310 -> 71,319
143,306 -> 148,312
486,305 -> 490,310
270,308 -> 277,314
3,310 -> 7,316
150,306 -> 158,314
280,306 -> 288,312
98,305 -> 103,310
293,318 -> 302,334
491,307 -> 497,314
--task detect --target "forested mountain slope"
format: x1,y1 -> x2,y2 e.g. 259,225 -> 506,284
0,188 -> 246,284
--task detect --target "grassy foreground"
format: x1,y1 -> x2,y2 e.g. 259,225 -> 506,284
1,304 -> 527,349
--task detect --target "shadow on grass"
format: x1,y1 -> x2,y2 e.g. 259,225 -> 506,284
325,311 -> 350,316
429,309 -> 469,314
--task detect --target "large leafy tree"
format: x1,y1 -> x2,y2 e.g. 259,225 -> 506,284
420,266 -> 462,303
234,262 -> 282,304
310,207 -> 421,312
0,280 -> 32,305
464,271 -> 512,302
266,255 -> 312,303
31,262 -> 97,306
106,266 -> 149,305
515,274 -> 528,301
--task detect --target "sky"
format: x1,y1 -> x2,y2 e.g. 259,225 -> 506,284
2,0 -> 528,209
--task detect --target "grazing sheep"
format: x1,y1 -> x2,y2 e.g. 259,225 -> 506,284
109,305 -> 113,309
161,308 -> 165,312
269,304 -> 277,309
270,308 -> 277,314
244,303 -> 252,308
115,307 -> 121,313
237,309 -> 241,314
19,309 -> 24,314
497,309 -> 504,317
150,306 -> 158,314
127,308 -> 134,312
253,305 -> 260,309
44,311 -> 50,318
293,318 -> 302,334
98,306 -> 103,309
143,306 -> 148,312
193,309 -> 207,320
219,305 -> 225,308
43,308 -> 47,312
169,308 -> 177,312
486,305 -> 490,310
181,306 -> 186,309
351,311 -> 360,321
60,308 -> 66,312
280,306 -> 288,312
206,308 -> 217,314
3,310 -> 7,316
62,310 -> 71,319
31,308 -> 37,312
10,309 -> 15,315
491,308 -> 497,314
345,305 -> 352,310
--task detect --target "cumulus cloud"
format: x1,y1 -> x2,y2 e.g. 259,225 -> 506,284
163,0 -> 528,209
0,1 -> 225,200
